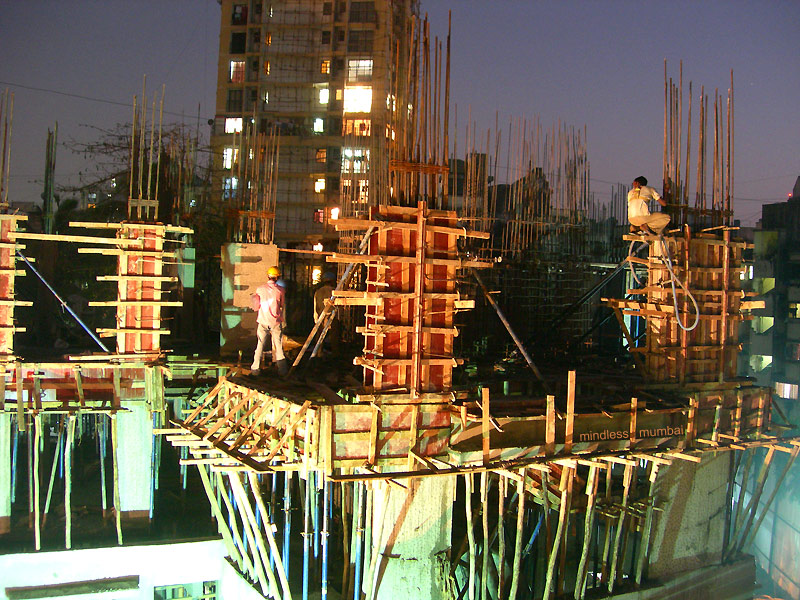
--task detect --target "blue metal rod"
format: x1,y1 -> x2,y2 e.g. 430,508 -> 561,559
321,480 -> 330,600
303,471 -> 312,600
16,251 -> 110,352
353,482 -> 364,600
283,471 -> 292,580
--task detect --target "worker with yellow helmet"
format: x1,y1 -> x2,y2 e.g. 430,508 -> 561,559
251,265 -> 288,376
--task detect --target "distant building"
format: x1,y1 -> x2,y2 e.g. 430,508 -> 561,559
212,0 -> 417,247
742,176 -> 800,414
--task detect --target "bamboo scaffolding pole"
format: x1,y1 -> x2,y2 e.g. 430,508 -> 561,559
465,472 -> 476,600
64,415 -> 75,549
607,464 -> 634,594
197,464 -> 247,571
507,469 -> 526,600
33,414 -> 41,550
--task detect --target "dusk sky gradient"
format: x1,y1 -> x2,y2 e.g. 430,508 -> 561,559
1,1 -> 798,225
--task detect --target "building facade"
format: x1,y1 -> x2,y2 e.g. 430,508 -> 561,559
212,0 -> 417,248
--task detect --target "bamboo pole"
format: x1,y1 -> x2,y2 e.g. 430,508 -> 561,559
33,414 -> 41,550
111,414 -> 123,545
196,464 -> 245,569
465,472 -> 476,600
575,466 -> 598,599
635,462 -> 661,585
247,471 -> 291,598
608,464 -> 634,594
543,467 -> 572,599
508,469 -> 526,600
228,473 -> 275,598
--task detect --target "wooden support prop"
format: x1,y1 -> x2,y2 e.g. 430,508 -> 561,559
508,469 -> 526,600
497,475 -> 506,599
611,307 -> 649,377
247,471 -> 292,599
543,467 -> 572,599
480,471 -> 490,600
565,371 -> 575,454
546,395 -> 556,456
33,414 -> 41,550
111,415 -> 123,545
229,473 -> 281,599
575,465 -> 598,599
196,464 -> 245,568
213,470 -> 255,577
481,387 -> 491,464
42,417 -> 64,527
608,464 -> 634,594
225,474 -> 272,597
635,463 -> 661,585
16,365 -> 24,432
730,446 -> 776,557
630,397 -> 638,445
64,415 -> 76,549
465,473 -> 476,600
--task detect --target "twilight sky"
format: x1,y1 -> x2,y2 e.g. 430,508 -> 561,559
1,1 -> 798,225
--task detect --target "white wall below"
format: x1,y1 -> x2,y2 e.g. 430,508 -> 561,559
0,539 -> 264,600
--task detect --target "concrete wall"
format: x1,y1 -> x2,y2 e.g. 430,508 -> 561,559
647,453 -> 731,579
116,402 -> 154,517
0,539 -> 263,600
368,476 -> 457,600
220,243 -> 279,358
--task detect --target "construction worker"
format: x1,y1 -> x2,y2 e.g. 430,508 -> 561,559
627,176 -> 670,234
251,265 -> 288,376
313,271 -> 336,322
313,271 -> 339,356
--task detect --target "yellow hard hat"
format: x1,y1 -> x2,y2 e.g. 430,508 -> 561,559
268,266 -> 280,278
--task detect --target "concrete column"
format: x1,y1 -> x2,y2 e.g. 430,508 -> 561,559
116,402 -> 154,521
369,476 -> 457,600
648,452 -> 731,579
0,413 -> 10,534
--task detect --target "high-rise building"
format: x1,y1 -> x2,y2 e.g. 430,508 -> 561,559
212,0 -> 418,248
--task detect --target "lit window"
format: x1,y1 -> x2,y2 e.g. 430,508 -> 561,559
313,118 -> 324,133
316,148 -> 327,162
321,60 -> 331,74
319,88 -> 329,104
342,178 -> 369,201
312,267 -> 322,283
343,119 -> 371,136
385,125 -> 395,140
265,32 -> 272,46
343,86 -> 372,113
336,89 -> 343,101
222,176 -> 239,199
313,209 -> 324,223
223,147 -> 239,169
347,59 -> 373,82
225,117 -> 243,133
315,178 -> 326,193
264,60 -> 271,76
262,90 -> 269,105
342,148 -> 369,173
313,243 -> 324,252
230,60 -> 245,83
330,207 -> 340,220
386,94 -> 396,111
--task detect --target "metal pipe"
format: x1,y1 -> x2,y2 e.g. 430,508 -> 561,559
99,415 -> 107,511
471,268 -> 548,391
16,251 -> 109,353
283,470 -> 292,579
353,482 -> 365,600
321,480 -> 330,600
303,470 -> 311,600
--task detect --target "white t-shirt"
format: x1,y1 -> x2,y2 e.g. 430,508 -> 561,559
627,185 -> 662,219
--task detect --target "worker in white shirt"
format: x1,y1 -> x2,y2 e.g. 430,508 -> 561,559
251,265 -> 288,376
627,176 -> 670,234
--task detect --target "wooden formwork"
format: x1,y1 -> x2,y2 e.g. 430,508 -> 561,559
72,221 -> 191,355
331,202 -> 490,395
0,214 -> 31,362
607,229 -> 761,383
171,377 -> 455,473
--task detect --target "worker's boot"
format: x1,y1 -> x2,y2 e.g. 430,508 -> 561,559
275,358 -> 289,376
